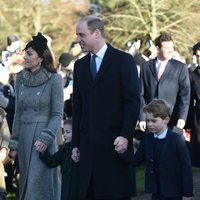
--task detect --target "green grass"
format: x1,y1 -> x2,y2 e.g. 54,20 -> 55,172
7,193 -> 15,200
193,167 -> 200,173
135,164 -> 145,193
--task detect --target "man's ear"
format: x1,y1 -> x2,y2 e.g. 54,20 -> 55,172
94,29 -> 101,39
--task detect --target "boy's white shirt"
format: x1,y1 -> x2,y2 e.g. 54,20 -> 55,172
154,128 -> 168,139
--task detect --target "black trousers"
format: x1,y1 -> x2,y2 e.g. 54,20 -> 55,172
85,177 -> 130,200
151,193 -> 182,200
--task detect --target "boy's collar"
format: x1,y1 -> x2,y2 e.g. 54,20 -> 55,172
154,128 -> 168,139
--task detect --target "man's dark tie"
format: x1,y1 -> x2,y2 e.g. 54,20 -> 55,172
91,54 -> 97,79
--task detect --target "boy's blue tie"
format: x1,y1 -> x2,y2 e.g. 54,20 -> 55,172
91,54 -> 97,79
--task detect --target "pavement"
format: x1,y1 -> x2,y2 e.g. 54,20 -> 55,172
133,170 -> 200,200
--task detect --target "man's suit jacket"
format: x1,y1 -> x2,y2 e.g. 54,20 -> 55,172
140,58 -> 190,127
121,129 -> 193,198
72,44 -> 140,199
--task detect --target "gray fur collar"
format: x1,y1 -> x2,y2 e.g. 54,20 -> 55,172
21,67 -> 52,87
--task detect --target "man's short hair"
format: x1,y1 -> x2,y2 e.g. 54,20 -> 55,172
192,41 -> 200,55
154,33 -> 173,48
81,15 -> 104,37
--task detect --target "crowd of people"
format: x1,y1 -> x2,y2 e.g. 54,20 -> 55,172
0,14 -> 199,200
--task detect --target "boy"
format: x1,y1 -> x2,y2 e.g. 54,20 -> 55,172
116,99 -> 193,200
40,119 -> 79,200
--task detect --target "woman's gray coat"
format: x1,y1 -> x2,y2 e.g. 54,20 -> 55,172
9,68 -> 63,200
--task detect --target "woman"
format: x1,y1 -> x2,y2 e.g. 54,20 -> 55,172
9,32 -> 63,200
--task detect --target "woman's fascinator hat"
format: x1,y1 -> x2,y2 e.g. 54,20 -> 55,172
24,32 -> 48,56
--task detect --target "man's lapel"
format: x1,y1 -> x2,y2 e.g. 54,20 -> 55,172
149,59 -> 158,81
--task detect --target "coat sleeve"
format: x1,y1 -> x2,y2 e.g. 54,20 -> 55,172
120,136 -> 145,166
39,149 -> 62,168
37,73 -> 64,146
72,62 -> 81,148
120,53 -> 140,139
9,73 -> 22,151
177,63 -> 190,121
176,134 -> 193,197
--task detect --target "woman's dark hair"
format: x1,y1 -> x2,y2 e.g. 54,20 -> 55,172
24,32 -> 56,73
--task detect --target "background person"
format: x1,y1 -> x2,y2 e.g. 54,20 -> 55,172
186,41 -> 200,167
139,33 -> 190,131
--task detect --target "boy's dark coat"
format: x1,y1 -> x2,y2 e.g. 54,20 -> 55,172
121,129 -> 193,198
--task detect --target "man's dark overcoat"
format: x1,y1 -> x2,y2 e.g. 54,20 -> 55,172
187,66 -> 200,167
72,44 -> 140,199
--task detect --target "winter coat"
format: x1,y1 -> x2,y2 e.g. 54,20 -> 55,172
40,143 -> 79,200
9,68 -> 63,200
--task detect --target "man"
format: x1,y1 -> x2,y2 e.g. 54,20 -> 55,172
71,15 -> 140,200
139,33 -> 190,131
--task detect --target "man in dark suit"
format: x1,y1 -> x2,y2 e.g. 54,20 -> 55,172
71,15 -> 140,200
139,33 -> 190,131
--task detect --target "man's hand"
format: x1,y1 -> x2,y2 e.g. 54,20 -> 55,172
139,121 -> 146,132
71,147 -> 80,163
114,136 -> 128,154
176,119 -> 185,129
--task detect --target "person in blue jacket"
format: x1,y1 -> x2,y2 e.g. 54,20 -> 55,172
116,99 -> 193,200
